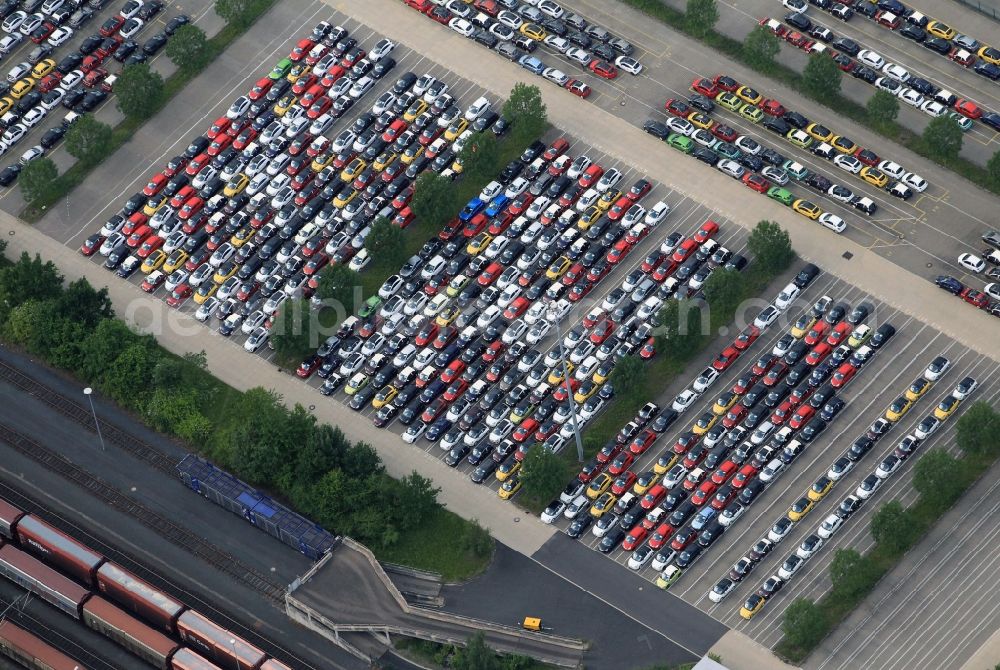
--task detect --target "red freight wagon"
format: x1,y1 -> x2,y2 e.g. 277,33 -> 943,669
0,545 -> 89,619
0,499 -> 25,541
176,610 -> 266,670
0,620 -> 88,670
96,561 -> 185,635
15,515 -> 105,586
82,596 -> 180,669
261,659 -> 294,670
170,647 -> 224,670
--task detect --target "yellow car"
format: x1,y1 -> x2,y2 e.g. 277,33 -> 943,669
831,135 -> 858,155
11,78 -> 34,99
399,143 -> 424,165
738,103 -> 764,123
716,91 -> 742,111
586,472 -> 613,499
140,249 -> 167,274
807,476 -> 834,502
223,173 -> 249,197
793,199 -> 822,220
592,363 -> 612,385
589,491 -> 617,518
0,97 -> 12,115
861,166 -> 888,187
788,497 -> 815,522
450,156 -> 464,174
926,20 -> 956,40
654,452 -> 680,475
311,152 -> 335,172
934,394 -> 961,420
632,471 -> 658,496
578,205 -> 603,230
142,194 -> 168,217
333,188 -> 358,209
885,396 -> 914,422
519,22 -> 547,40
692,412 -> 718,436
509,403 -> 536,424
435,305 -> 460,327
596,189 -> 620,211
574,382 -> 598,404
340,157 -> 367,182
274,93 -> 298,116
905,377 -> 932,401
498,476 -> 522,500
712,391 -> 739,416
740,595 -> 765,620
979,45 -> 1000,65
230,225 -> 255,247
791,314 -> 817,339
373,151 -> 398,171
687,111 -> 713,130
193,282 -> 218,305
402,100 -> 428,122
847,324 -> 872,348
735,85 -> 762,106
548,362 -> 574,385
446,274 -> 470,297
496,458 -> 521,482
344,373 -> 370,396
467,232 -> 493,255
31,59 -> 56,80
213,262 -> 239,284
805,122 -> 834,143
285,63 -> 308,84
546,256 -> 571,280
163,249 -> 188,273
372,385 -> 398,409
444,118 -> 469,141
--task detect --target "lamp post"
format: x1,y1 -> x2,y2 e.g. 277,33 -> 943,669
547,306 -> 585,463
230,639 -> 240,670
82,388 -> 106,452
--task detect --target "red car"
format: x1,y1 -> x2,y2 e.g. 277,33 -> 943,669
804,320 -> 830,345
442,379 -> 468,403
641,484 -> 667,509
140,272 -> 164,292
166,283 -> 192,307
760,99 -> 785,116
830,362 -> 858,388
950,49 -> 975,67
99,15 -> 125,36
292,74 -> 319,96
611,471 -> 637,496
752,354 -> 777,376
664,98 -> 691,117
543,138 -> 570,161
762,361 -> 789,386
135,235 -> 163,259
566,79 -> 591,98
954,98 -> 983,118
713,346 -> 740,371
512,421 -> 538,443
733,325 -> 760,351
607,450 -> 634,476
381,118 -> 408,143
125,224 -> 152,248
711,461 -> 738,485
710,486 -> 737,511
691,480 -> 718,506
289,38 -> 314,61
710,123 -> 738,142
588,59 -> 618,79
296,355 -> 323,378
670,528 -> 698,552
627,179 -> 651,201
622,525 -> 648,551
731,464 -> 758,489
805,342 -> 832,366
629,429 -> 658,455
854,147 -> 880,167
477,262 -> 503,286
142,173 -> 168,197
693,220 -> 719,243
440,360 -> 466,384
606,239 -> 633,265
826,321 -> 853,347
79,233 -> 104,256
578,164 -> 605,188
307,97 -> 332,119
248,77 -> 272,101
414,322 -> 438,347
960,287 -> 989,308
770,400 -> 794,426
672,431 -> 700,455
743,173 -> 771,193
691,77 -> 720,98
648,523 -> 673,550
713,74 -> 740,92
596,441 -> 623,464
671,239 -> 698,263
590,318 -> 616,345
503,297 -> 530,320
651,261 -> 678,282
640,338 -> 655,359
788,405 -> 816,430
722,405 -> 748,429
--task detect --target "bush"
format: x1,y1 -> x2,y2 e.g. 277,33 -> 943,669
955,402 -> 1000,457
214,0 -> 272,27
748,220 -> 794,275
866,90 -> 900,131
115,64 -> 164,119
922,115 -> 964,161
64,115 -> 113,166
802,52 -> 842,103
502,83 -> 547,146
870,501 -> 919,554
782,598 -> 827,650
684,0 -> 718,38
18,158 -> 59,205
166,24 -> 212,72
742,25 -> 780,71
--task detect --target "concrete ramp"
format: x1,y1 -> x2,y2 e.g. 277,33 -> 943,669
286,538 -> 586,668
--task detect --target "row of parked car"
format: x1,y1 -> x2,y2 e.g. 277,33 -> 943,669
933,236 -> 1000,317
725,347 -> 973,621
776,5 -> 1000,131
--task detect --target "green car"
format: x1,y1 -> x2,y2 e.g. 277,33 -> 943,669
947,111 -> 974,132
716,91 -> 742,112
738,103 -> 764,123
786,128 -> 813,149
781,159 -> 810,180
656,565 -> 682,589
714,141 -> 740,160
358,295 -> 382,318
767,186 -> 795,206
667,133 -> 693,153
268,57 -> 293,80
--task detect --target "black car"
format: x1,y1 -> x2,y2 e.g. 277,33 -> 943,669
798,417 -> 827,443
832,37 -> 860,56
923,37 -> 951,55
783,110 -> 809,129
164,14 -> 190,36
794,263 -> 820,288
56,52 -> 84,74
79,33 -> 102,55
785,11 -> 811,31
869,323 -> 896,349
975,62 -> 1000,81
763,116 -> 791,135
0,163 -> 20,186
900,24 -> 926,41
137,0 -> 164,19
39,125 -> 66,149
598,527 -> 625,553
851,65 -> 878,84
566,515 -> 593,539
643,119 -> 669,139
113,40 -> 139,62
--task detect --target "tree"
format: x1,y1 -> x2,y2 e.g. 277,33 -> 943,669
520,444 -> 568,504
410,171 -> 455,228
742,25 -> 780,71
365,216 -> 405,268
166,24 -> 212,72
829,548 -> 879,600
502,83 -> 547,145
748,220 -> 794,276
866,90 -> 899,130
870,500 -> 917,553
988,150 -> 1000,188
115,64 -> 164,119
0,251 -> 64,321
610,354 -> 646,396
77,319 -> 142,382
459,131 -> 500,182
64,115 -> 113,165
394,471 -> 440,528
922,115 -> 964,161
294,424 -> 350,484
458,519 -> 493,557
268,298 -> 314,364
102,343 -> 158,407
782,598 -> 827,650
684,0 -> 719,38
802,52 -> 841,102
656,299 -> 706,362
214,0 -> 268,27
702,268 -> 744,318
454,633 -> 500,670
313,264 -> 360,316
55,278 -> 112,327
912,448 -> 964,511
955,402 -> 1000,457
18,158 -> 59,205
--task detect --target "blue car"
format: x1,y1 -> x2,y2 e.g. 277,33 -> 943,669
934,275 -> 964,295
459,197 -> 484,222
485,194 -> 509,217
691,507 -> 717,531
518,55 -> 545,75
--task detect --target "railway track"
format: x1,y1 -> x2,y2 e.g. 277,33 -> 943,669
0,359 -> 178,476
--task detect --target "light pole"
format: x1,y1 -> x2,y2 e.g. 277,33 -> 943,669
82,388 -> 106,452
547,306 -> 585,463
230,639 -> 240,670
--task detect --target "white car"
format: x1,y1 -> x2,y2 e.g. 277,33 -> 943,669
645,201 -> 670,226
448,17 -> 474,36
759,458 -> 786,484
563,494 -> 590,519
369,37 -> 395,61
708,578 -> 737,603
402,421 -> 427,444
464,96 -> 490,121
878,160 -> 906,180
921,100 -> 947,117
543,35 -> 569,52
615,55 -> 642,75
882,62 -> 910,82
244,326 -> 269,352
924,356 -> 951,381
857,49 -> 885,70
875,454 -> 901,479
596,168 -> 622,193
914,415 -> 940,440
827,457 -> 855,481
671,388 -> 700,413
774,283 -> 801,311
855,474 -> 882,500
952,376 -> 979,400
795,534 -> 825,559
718,502 -> 745,527
768,517 -> 794,543
819,213 -> 846,233
762,165 -> 789,184
899,89 -> 924,107
777,554 -> 805,580
902,173 -> 927,192
817,514 -> 844,539
539,499 -> 566,524
46,26 -> 73,47
716,159 -> 745,179
226,95 -> 250,119
627,545 -> 655,570
782,0 -> 807,11
692,367 -> 719,393
957,253 -> 986,273
754,305 -> 780,329
565,47 -> 590,65
834,154 -> 863,174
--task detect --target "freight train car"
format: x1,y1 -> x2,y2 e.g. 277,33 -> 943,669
95,561 -> 185,635
170,647 -> 224,670
176,609 -> 267,670
261,658 -> 294,670
0,620 -> 88,670
0,544 -> 89,619
82,596 -> 181,669
0,498 -> 25,539
14,515 -> 105,587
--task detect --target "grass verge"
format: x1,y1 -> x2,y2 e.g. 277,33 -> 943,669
374,506 -> 490,582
